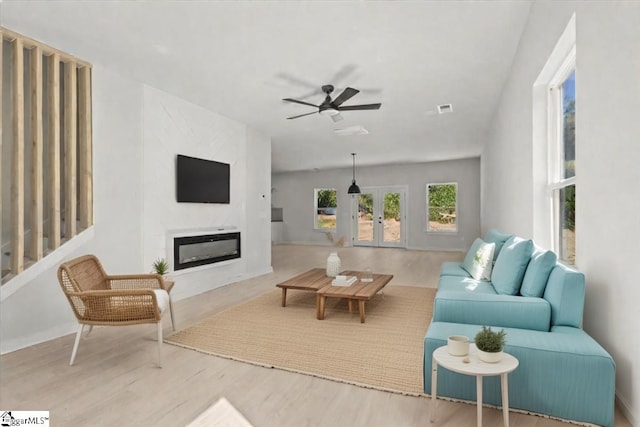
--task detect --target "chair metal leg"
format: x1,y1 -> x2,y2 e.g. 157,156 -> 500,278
70,325 -> 84,366
157,322 -> 163,368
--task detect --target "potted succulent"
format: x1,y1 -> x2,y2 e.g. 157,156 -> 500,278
474,326 -> 507,363
152,258 -> 170,278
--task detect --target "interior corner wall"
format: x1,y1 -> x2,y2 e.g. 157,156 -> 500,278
482,2 -> 640,424
272,157 -> 480,252
141,86 -> 272,300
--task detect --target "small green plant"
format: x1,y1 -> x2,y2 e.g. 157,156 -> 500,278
152,258 -> 169,276
474,326 -> 506,353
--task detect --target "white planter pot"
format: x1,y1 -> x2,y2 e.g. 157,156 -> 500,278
477,349 -> 503,363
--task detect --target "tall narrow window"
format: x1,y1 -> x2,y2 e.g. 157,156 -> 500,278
549,67 -> 576,264
427,183 -> 457,232
314,188 -> 337,230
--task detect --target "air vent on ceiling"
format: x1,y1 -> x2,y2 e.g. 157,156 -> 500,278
437,104 -> 453,114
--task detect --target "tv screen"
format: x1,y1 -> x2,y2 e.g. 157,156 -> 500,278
176,154 -> 230,204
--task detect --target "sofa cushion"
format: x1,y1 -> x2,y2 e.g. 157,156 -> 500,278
484,229 -> 513,261
433,291 -> 550,331
437,275 -> 497,294
424,322 -> 616,427
544,263 -> 585,328
439,262 -> 471,278
521,246 -> 557,297
461,239 -> 495,281
491,236 -> 533,295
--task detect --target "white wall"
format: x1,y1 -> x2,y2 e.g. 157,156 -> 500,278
272,157 -> 480,252
141,86 -> 272,299
0,52 -> 272,354
483,2 -> 640,424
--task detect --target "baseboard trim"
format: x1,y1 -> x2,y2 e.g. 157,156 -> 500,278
615,391 -> 636,426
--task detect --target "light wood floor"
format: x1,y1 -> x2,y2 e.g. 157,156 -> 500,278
0,245 -> 631,426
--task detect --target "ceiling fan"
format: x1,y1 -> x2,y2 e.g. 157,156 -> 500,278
282,85 -> 381,122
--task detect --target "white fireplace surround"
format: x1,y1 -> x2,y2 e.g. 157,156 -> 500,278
166,226 -> 241,274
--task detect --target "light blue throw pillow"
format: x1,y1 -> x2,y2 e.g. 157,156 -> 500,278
521,246 -> 557,297
491,236 -> 533,295
484,229 -> 513,261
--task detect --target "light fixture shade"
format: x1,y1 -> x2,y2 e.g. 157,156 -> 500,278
348,153 -> 361,194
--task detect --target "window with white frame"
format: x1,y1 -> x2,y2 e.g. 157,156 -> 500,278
548,56 -> 576,264
314,188 -> 337,230
426,183 -> 457,232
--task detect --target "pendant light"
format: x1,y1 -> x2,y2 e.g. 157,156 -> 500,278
348,153 -> 361,194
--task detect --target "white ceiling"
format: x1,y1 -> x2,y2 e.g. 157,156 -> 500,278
2,1 -> 532,172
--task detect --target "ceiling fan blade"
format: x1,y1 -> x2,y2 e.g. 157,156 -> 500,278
287,111 -> 318,120
282,98 -> 319,108
332,87 -> 359,107
337,103 -> 382,111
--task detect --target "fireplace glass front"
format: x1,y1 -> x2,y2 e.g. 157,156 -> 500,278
173,232 -> 240,270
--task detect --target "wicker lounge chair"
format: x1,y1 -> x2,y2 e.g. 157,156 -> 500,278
57,254 -> 172,367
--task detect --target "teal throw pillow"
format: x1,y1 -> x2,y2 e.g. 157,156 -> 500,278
491,236 -> 533,295
462,238 -> 495,281
484,229 -> 513,261
521,247 -> 557,297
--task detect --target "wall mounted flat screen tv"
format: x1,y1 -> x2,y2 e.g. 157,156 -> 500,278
176,154 -> 230,204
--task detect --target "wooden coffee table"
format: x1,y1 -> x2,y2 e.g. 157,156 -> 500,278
316,270 -> 393,323
275,268 -> 393,323
275,268 -> 333,307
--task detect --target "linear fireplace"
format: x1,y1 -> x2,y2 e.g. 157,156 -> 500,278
173,232 -> 241,271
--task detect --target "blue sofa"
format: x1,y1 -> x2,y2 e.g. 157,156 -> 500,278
423,230 -> 616,427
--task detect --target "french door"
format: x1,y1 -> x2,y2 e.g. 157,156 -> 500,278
352,186 -> 407,248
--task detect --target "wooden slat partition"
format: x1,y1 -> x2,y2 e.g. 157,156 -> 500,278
30,46 -> 44,260
0,27 -> 91,68
64,61 -> 77,240
11,38 -> 25,274
1,27 -> 92,283
78,66 -> 93,228
47,53 -> 61,250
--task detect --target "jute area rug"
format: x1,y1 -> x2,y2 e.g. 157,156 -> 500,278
166,285 -> 436,396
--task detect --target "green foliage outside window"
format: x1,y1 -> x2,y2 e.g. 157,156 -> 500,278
427,183 -> 457,222
384,193 -> 400,220
317,189 -> 337,209
316,189 -> 337,229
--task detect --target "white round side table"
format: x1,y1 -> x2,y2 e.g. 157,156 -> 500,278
430,343 -> 519,427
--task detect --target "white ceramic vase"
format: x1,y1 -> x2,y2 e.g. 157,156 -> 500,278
326,252 -> 341,277
477,348 -> 503,363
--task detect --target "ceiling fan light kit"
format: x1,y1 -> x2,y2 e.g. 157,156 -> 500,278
348,153 -> 361,195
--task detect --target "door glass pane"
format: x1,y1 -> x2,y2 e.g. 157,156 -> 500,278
383,192 -> 401,243
357,193 -> 374,243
